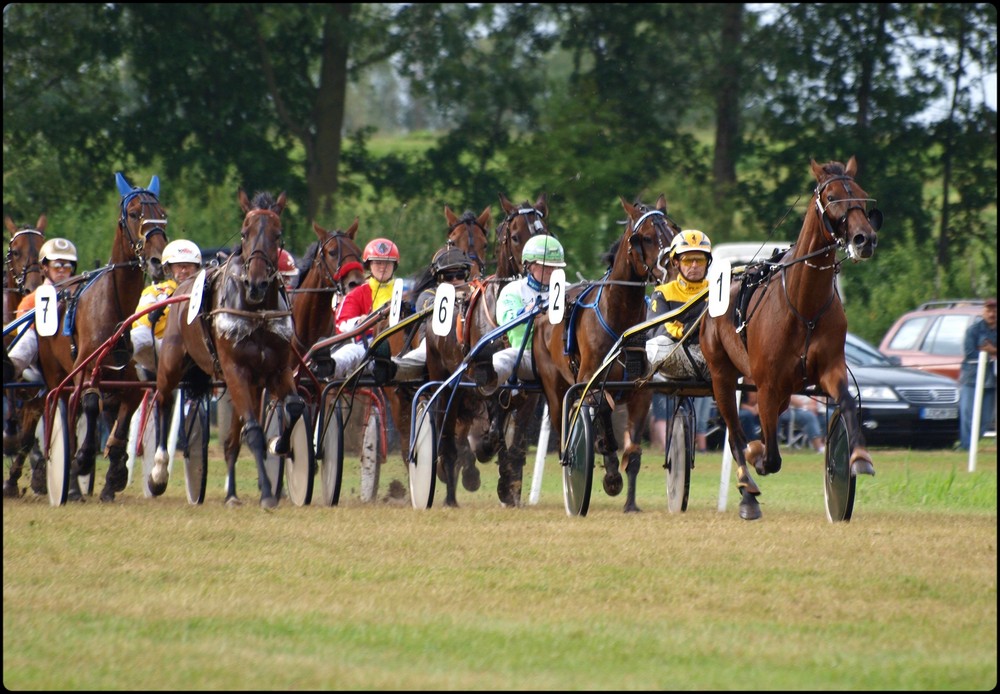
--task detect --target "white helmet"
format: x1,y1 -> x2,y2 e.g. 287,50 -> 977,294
39,238 -> 78,264
162,239 -> 202,266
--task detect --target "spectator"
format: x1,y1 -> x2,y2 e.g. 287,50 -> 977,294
738,390 -> 824,452
649,393 -> 711,453
958,297 -> 997,451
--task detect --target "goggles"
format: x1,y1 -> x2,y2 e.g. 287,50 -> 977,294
678,256 -> 708,266
48,261 -> 76,271
438,270 -> 468,282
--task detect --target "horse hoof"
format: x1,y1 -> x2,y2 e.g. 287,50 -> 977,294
260,495 -> 278,509
603,471 -> 623,497
623,502 -> 642,513
3,481 -> 20,498
267,437 -> 288,456
462,464 -> 481,492
67,488 -> 84,503
739,501 -> 762,521
148,477 -> 168,497
99,487 -> 116,503
108,466 -> 128,493
30,472 -> 47,496
225,496 -> 242,508
850,451 -> 875,477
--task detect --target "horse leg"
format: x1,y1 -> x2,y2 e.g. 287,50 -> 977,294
68,388 -> 101,501
242,419 -> 276,509
439,424 -> 460,508
755,392 -> 784,476
710,371 -> 763,521
594,402 -> 623,498
222,418 -> 242,507
150,390 -> 174,496
827,379 -> 874,477
267,393 -> 305,457
99,398 -> 135,502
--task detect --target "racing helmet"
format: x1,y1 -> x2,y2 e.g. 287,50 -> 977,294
668,230 -> 713,263
39,238 -> 78,265
431,246 -> 473,279
521,235 -> 566,268
278,249 -> 299,278
162,239 -> 202,267
362,238 -> 400,265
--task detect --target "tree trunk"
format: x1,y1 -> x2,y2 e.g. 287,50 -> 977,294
712,4 -> 743,207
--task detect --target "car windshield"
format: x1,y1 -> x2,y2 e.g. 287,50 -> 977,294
845,334 -> 893,367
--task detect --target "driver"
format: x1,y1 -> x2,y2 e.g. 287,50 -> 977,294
645,230 -> 713,380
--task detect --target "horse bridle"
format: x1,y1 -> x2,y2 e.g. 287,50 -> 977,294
496,206 -> 546,276
119,189 -> 168,268
318,231 -> 364,295
4,228 -> 44,295
446,213 -> 489,275
627,208 -> 675,282
239,209 -> 283,286
813,174 -> 882,259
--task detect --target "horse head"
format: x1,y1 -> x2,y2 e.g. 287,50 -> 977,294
618,194 -> 679,283
115,172 -> 169,281
311,218 -> 365,296
237,189 -> 286,305
810,156 -> 881,262
495,192 -> 549,278
4,214 -> 46,297
444,205 -> 491,280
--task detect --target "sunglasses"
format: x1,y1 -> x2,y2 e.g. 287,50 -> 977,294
438,270 -> 468,281
48,261 -> 76,271
679,256 -> 707,266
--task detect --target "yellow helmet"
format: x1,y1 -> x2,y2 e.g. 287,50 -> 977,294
669,230 -> 712,263
39,238 -> 78,264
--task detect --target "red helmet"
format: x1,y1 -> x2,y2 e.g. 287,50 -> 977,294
278,249 -> 298,277
362,238 -> 400,264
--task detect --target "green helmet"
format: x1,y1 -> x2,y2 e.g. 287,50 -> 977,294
521,235 -> 566,268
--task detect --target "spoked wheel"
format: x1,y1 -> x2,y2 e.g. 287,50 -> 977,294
262,398 -> 285,502
284,407 -> 314,507
824,407 -> 855,522
182,391 -> 209,505
316,398 -> 344,506
359,395 -> 384,503
75,415 -> 95,497
665,399 -> 693,514
409,397 -> 437,509
562,402 -> 594,517
46,400 -> 71,506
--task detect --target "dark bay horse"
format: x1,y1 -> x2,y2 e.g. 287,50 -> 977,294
3,214 -> 47,497
36,173 -> 168,502
700,157 -> 881,521
533,195 -> 678,512
458,192 -> 552,507
154,190 -> 296,508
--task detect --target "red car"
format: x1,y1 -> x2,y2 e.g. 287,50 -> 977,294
878,300 -> 986,381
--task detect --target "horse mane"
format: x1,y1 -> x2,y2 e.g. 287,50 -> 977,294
250,191 -> 280,212
297,240 -> 321,290
601,239 -> 619,269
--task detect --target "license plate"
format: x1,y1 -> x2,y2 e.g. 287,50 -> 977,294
921,407 -> 957,420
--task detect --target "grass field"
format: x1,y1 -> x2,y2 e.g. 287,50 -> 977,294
4,440 -> 997,690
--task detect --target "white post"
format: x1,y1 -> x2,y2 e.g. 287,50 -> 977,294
529,403 -> 551,505
718,380 -> 743,512
968,350 -> 989,472
166,390 -> 182,475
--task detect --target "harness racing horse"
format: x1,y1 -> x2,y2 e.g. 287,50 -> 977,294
534,195 -> 678,513
3,214 -> 47,497
36,173 -> 168,502
389,205 -> 494,506
700,156 -> 881,521
459,192 -> 552,507
289,219 -> 365,363
154,190 -> 298,508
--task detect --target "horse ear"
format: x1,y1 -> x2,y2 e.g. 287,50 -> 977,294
444,206 -> 458,228
619,195 -> 636,218
498,192 -> 514,214
36,214 -> 47,232
4,215 -> 15,235
147,175 -> 160,196
477,205 -> 491,228
810,159 -> 825,181
115,172 -> 133,196
346,217 -> 359,238
534,192 -> 547,217
312,222 -> 327,241
656,194 -> 668,213
275,191 -> 287,215
238,188 -> 251,214
845,156 -> 858,177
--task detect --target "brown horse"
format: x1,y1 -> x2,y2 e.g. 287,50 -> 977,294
153,190 -> 295,508
37,173 -> 168,502
533,195 -> 678,513
3,214 -> 47,497
457,192 -> 551,507
289,218 -> 365,363
360,205 -> 492,506
700,157 -> 881,521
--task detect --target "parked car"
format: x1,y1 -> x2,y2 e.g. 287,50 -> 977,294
878,300 -> 985,380
700,333 -> 960,450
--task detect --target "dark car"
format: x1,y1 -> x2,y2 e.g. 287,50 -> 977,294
841,332 -> 959,448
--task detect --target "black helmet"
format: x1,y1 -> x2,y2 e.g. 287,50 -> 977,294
431,246 -> 473,279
